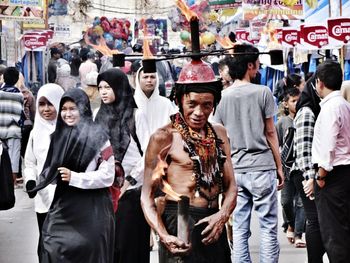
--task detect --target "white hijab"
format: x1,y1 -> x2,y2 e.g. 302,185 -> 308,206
134,67 -> 177,134
31,83 -> 64,170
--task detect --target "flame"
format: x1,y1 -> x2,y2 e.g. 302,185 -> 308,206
216,36 -> 235,49
140,18 -> 154,59
176,0 -> 198,21
84,33 -> 119,57
151,144 -> 181,201
142,38 -> 154,59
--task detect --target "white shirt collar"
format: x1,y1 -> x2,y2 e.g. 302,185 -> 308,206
320,90 -> 342,107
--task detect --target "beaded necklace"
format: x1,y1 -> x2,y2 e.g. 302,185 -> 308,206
171,113 -> 226,208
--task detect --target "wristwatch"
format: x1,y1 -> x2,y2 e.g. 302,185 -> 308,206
125,175 -> 137,186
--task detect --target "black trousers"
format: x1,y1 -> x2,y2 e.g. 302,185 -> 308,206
159,201 -> 231,263
114,187 -> 150,263
314,165 -> 350,263
292,170 -> 326,263
36,212 -> 47,263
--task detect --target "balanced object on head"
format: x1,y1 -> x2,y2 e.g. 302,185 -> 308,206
142,59 -> 157,73
112,53 -> 125,67
269,50 -> 284,65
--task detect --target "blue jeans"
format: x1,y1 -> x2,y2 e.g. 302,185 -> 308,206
281,175 -> 305,238
232,170 -> 279,263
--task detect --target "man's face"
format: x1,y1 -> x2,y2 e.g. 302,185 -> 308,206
248,59 -> 260,80
315,78 -> 324,98
181,92 -> 214,132
219,65 -> 232,86
139,71 -> 157,97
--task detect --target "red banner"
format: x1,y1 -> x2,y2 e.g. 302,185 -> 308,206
23,34 -> 47,50
282,28 -> 300,47
327,17 -> 350,44
302,25 -> 328,48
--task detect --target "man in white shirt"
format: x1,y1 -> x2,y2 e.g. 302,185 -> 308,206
312,60 -> 350,262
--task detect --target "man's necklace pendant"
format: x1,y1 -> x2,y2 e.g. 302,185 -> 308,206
191,173 -> 196,182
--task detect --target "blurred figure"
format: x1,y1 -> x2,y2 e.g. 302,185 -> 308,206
0,64 -> 7,86
56,60 -> 79,91
341,80 -> 350,103
83,71 -> 100,112
79,48 -> 98,89
48,48 -> 62,83
218,57 -> 233,89
0,67 -> 23,186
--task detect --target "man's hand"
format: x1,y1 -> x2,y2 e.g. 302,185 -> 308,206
161,234 -> 191,255
119,180 -> 130,199
316,179 -> 325,188
316,168 -> 327,189
195,211 -> 228,245
277,168 -> 285,191
303,178 -> 315,197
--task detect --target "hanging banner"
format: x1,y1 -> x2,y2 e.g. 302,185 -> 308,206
23,34 -> 47,51
236,28 -> 250,42
209,0 -> 241,9
250,20 -> 267,42
276,28 -> 283,44
282,28 -> 300,47
327,17 -> 350,45
242,0 -> 303,20
301,25 -> 329,49
0,0 -> 44,22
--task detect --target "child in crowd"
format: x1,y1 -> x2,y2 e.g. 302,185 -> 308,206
275,88 -> 306,248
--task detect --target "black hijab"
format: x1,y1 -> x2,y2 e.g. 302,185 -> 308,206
296,73 -> 321,118
95,68 -> 137,162
31,88 -> 108,192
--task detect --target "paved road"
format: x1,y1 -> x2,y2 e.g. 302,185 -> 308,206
0,188 -> 329,263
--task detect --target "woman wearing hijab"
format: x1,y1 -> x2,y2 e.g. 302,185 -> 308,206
95,68 -> 150,263
23,83 -> 64,260
29,88 -> 115,263
290,74 -> 326,262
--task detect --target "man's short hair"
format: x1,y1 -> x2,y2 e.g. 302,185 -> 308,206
3,67 -> 19,86
227,44 -> 259,80
50,47 -> 61,57
316,60 -> 343,91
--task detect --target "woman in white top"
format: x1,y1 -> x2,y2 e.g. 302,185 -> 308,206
95,68 -> 151,263
28,88 -> 115,263
24,83 -> 64,259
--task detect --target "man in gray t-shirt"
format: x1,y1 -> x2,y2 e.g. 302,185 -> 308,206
212,44 -> 284,263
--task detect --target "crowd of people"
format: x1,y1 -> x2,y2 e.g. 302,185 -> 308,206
0,41 -> 350,263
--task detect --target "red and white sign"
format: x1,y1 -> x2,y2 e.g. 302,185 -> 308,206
276,29 -> 283,44
282,28 -> 300,47
236,29 -> 250,42
235,28 -> 258,44
23,34 -> 47,51
327,17 -> 350,44
301,25 -> 329,49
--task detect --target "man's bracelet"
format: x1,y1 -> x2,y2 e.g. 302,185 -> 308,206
315,175 -> 326,181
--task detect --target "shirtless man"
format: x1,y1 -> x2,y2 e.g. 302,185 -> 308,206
141,60 -> 237,263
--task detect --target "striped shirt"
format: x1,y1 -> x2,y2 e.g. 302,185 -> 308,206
0,90 -> 23,139
291,106 -> 316,179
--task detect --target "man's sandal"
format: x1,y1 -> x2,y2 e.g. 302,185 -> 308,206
286,230 -> 295,244
295,239 -> 306,248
